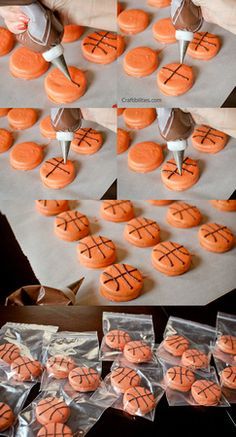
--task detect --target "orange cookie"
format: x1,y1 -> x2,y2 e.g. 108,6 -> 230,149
35,200 -> 69,216
198,223 -> 234,253
77,235 -> 116,268
191,125 -> 228,153
7,108 -> 38,130
128,141 -> 163,172
124,47 -> 158,77
167,201 -> 202,228
40,157 -> 76,189
152,241 -> 191,276
210,200 -> 236,212
111,367 -> 141,393
68,367 -> 100,392
165,366 -> 195,392
71,128 -> 103,155
10,142 -> 44,170
0,402 -> 14,432
124,341 -> 152,363
0,343 -> 20,364
100,263 -> 143,302
191,380 -> 221,406
54,210 -> 90,241
100,200 -> 134,222
163,335 -> 190,357
123,108 -> 157,129
117,2 -> 123,15
105,330 -> 131,350
187,32 -> 220,60
44,66 -> 87,103
117,108 -> 125,116
157,63 -> 194,96
0,27 -> 14,56
161,157 -> 199,191
39,116 -> 56,139
147,200 -> 173,205
62,24 -> 85,43
152,18 -> 177,44
117,34 -> 126,57
117,128 -> 131,154
118,9 -> 149,35
0,128 -> 13,153
11,356 -> 42,381
82,31 -> 117,64
124,217 -> 160,247
221,366 -> 236,389
37,423 -> 73,437
182,349 -> 208,369
0,108 -> 10,117
10,47 -> 49,79
217,335 -> 236,355
36,397 -> 70,425
46,355 -> 76,379
123,386 -> 155,415
148,0 -> 171,7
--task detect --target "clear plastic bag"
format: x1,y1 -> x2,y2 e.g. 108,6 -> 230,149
100,312 -> 155,361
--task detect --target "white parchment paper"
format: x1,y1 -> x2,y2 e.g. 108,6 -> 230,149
117,2 -> 236,107
0,110 -> 116,199
1,199 -> 235,305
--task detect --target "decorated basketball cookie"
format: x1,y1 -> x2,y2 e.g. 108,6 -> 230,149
148,0 -> 171,7
147,200 -> 173,206
210,200 -> 236,212
181,349 -> 208,369
221,366 -> 236,389
118,9 -> 149,34
123,108 -> 157,129
124,341 -> 152,363
77,235 -> 116,268
10,47 -> 49,79
36,397 -> 70,425
157,63 -> 194,96
123,386 -> 155,415
35,200 -> 69,216
0,343 -> 20,364
40,157 -> 76,189
100,200 -> 134,222
71,127 -> 103,155
191,125 -> 228,153
187,32 -> 220,60
124,217 -> 160,247
44,67 -> 87,103
165,366 -> 195,392
11,356 -> 42,381
39,116 -> 56,139
100,263 -> 143,302
123,47 -> 158,77
111,367 -> 141,393
117,128 -> 131,154
46,355 -> 76,379
0,402 -> 14,432
191,380 -> 221,406
128,142 -> 164,172
152,241 -> 191,276
167,201 -> 202,228
82,31 -> 117,64
152,18 -> 176,44
198,223 -> 234,253
217,335 -> 236,355
62,24 -> 85,43
161,157 -> 199,191
68,367 -> 100,392
37,423 -> 73,437
7,108 -> 38,130
163,334 -> 190,357
105,330 -> 131,351
10,142 -> 44,170
0,129 -> 13,153
54,210 -> 90,241
0,27 -> 14,56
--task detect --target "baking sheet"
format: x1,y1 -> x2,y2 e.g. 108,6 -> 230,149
117,2 -> 236,107
1,199 -> 235,305
0,109 -> 116,200
0,21 -> 117,108
117,113 -> 236,199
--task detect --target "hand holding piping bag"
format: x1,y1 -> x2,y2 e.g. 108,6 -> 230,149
192,0 -> 236,35
81,108 -> 117,133
186,108 -> 236,139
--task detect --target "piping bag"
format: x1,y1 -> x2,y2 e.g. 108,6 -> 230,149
158,108 -> 194,174
2,0 -> 72,81
171,0 -> 203,63
51,108 -> 83,163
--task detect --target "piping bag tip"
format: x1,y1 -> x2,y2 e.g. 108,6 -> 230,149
173,150 -> 184,175
179,39 -> 189,64
60,140 -> 71,164
52,54 -> 73,82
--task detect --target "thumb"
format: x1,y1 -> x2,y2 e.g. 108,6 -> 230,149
81,109 -> 117,132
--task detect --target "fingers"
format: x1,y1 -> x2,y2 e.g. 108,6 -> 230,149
185,108 -> 236,138
0,6 -> 29,34
192,0 -> 236,35
81,109 -> 117,132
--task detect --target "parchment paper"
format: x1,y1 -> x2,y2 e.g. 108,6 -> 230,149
117,113 -> 236,199
0,110 -> 116,199
1,199 -> 235,305
0,22 -> 117,108
117,2 -> 236,107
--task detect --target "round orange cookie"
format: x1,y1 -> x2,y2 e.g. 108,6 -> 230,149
0,108 -> 10,117
68,367 -> 100,392
152,241 -> 191,276
124,341 -> 152,363
117,128 -> 131,154
191,125 -> 228,153
0,27 -> 14,56
100,263 -> 143,302
105,330 -> 131,350
124,47 -> 158,77
54,210 -> 90,241
198,223 -> 234,253
62,24 -> 85,43
118,9 -> 149,35
117,34 -> 126,57
111,367 -> 141,393
0,343 -> 20,364
0,402 -> 14,432
77,235 -> 116,268
163,334 -> 190,357
148,0 -> 171,7
210,200 -> 236,212
152,18 -> 176,44
71,127 -> 103,155
40,157 -> 76,189
0,129 -> 13,153
35,200 -> 69,216
128,141 -> 163,172
10,47 -> 49,79
124,217 -> 160,247
7,108 -> 38,130
82,31 -> 117,64
187,32 -> 220,60
191,380 -> 221,406
161,157 -> 199,191
44,66 -> 86,103
10,142 -> 44,170
37,423 -> 73,437
123,386 -> 155,415
11,356 -> 42,381
181,349 -> 208,369
36,397 -> 70,425
123,108 -> 157,129
157,63 -> 194,96
100,200 -> 134,222
221,366 -> 236,389
167,201 -> 202,228
165,366 -> 195,392
40,116 -> 56,139
217,335 -> 236,355
46,355 -> 76,379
